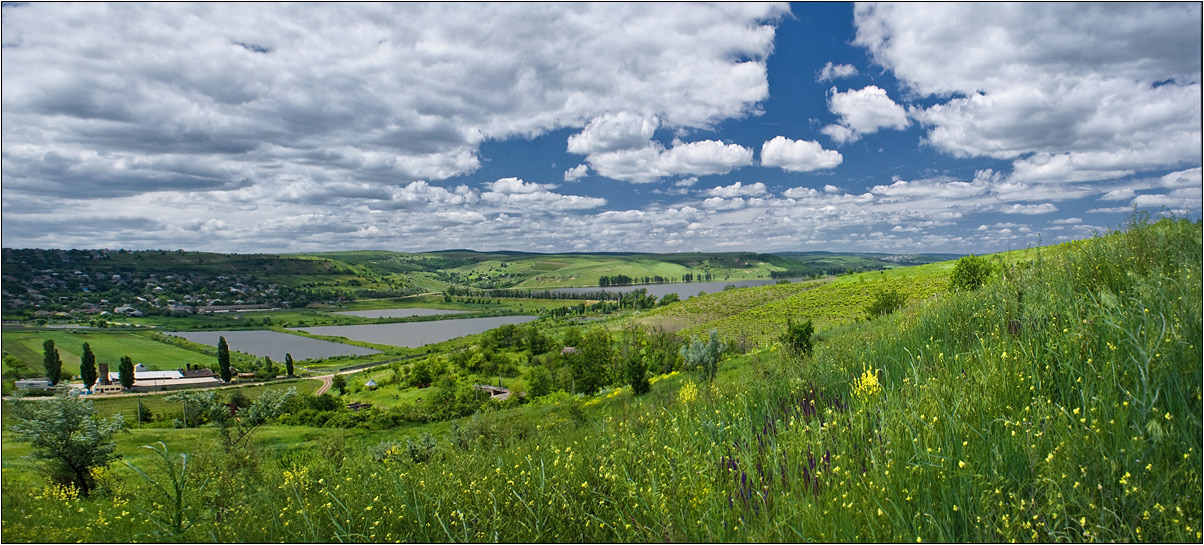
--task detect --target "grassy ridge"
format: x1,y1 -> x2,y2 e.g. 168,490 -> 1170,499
1,217 -> 1199,542
643,259 -> 955,345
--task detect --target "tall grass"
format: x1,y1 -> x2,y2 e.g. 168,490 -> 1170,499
2,217 -> 1199,542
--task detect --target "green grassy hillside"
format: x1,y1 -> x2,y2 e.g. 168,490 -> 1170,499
640,258 -> 957,345
1,217 -> 1199,543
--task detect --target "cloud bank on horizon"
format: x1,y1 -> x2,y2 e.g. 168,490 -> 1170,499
1,2 -> 1200,254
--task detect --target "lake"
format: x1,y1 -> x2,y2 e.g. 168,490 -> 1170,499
165,330 -> 381,361
547,277 -> 805,300
333,308 -> 472,319
293,315 -> 537,348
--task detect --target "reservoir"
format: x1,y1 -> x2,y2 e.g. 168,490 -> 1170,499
165,330 -> 381,361
292,315 -> 537,348
333,308 -> 472,319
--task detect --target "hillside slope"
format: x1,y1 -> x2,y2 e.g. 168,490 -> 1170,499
4,218 -> 1196,543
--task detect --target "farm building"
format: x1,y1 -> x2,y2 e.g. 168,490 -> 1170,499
15,378 -> 54,390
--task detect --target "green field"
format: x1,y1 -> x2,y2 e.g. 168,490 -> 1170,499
1,329 -> 215,375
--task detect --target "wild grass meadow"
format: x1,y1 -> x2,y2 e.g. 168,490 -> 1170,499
1,216 -> 1200,542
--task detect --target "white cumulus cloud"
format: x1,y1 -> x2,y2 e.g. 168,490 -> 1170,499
854,2 -> 1202,181
816,62 -> 859,82
760,136 -> 843,172
822,86 -> 909,143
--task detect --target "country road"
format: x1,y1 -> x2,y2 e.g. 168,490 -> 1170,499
312,367 -> 371,396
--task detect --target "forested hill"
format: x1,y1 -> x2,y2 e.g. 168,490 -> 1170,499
1,247 -> 959,319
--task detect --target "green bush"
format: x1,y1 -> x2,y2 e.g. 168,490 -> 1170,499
865,288 -> 907,319
781,317 -> 815,356
949,254 -> 992,291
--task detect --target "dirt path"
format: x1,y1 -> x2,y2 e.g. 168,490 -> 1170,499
311,367 -> 370,396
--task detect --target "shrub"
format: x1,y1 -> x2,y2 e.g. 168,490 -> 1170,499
526,365 -> 555,398
625,356 -> 650,395
7,396 -> 127,495
949,254 -> 992,291
865,288 -> 907,319
781,318 -> 815,356
680,329 -> 725,382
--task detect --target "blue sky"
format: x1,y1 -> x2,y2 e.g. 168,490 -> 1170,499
2,3 -> 1200,254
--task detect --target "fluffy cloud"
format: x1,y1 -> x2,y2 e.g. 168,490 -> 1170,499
563,164 -> 589,182
586,140 -> 754,183
821,86 -> 909,143
1000,203 -> 1058,215
566,113 -> 659,155
1100,188 -> 1137,201
816,62 -> 858,82
760,136 -> 843,172
1,3 -> 787,200
854,3 -> 1202,181
705,182 -> 767,198
480,178 -> 606,212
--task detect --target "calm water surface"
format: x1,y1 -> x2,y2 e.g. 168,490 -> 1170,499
166,330 -> 381,361
334,308 -> 472,319
293,315 -> 537,348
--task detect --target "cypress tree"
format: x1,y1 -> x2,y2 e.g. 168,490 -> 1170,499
118,356 -> 135,388
42,340 -> 63,385
80,343 -> 98,390
285,353 -> 295,377
218,336 -> 232,382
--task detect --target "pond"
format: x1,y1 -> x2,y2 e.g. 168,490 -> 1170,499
292,315 -> 537,348
547,277 -> 805,300
165,330 -> 381,361
333,308 -> 472,319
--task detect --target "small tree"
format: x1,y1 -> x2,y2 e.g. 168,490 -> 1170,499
7,396 -> 127,495
284,353 -> 295,377
625,356 -> 650,395
217,336 -> 232,382
657,293 -> 681,307
680,329 -> 726,382
80,343 -> 98,391
167,388 -> 295,452
865,288 -> 907,319
43,340 -> 63,385
118,356 -> 136,388
526,365 -> 554,398
331,374 -> 347,395
781,318 -> 815,356
262,356 -> 276,378
950,254 -> 992,291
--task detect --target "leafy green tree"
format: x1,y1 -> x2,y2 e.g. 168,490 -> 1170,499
331,373 -> 347,395
217,336 -> 232,382
118,356 -> 135,388
781,318 -> 815,356
625,356 -> 650,395
950,254 -> 992,291
572,328 -> 613,394
7,396 -> 127,495
526,365 -> 554,398
865,288 -> 907,319
284,353 -> 295,377
262,356 -> 275,378
167,388 -> 296,452
657,293 -> 681,307
42,340 -> 63,385
681,329 -> 726,382
408,358 -> 434,387
79,343 -> 98,390
3,354 -> 30,380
